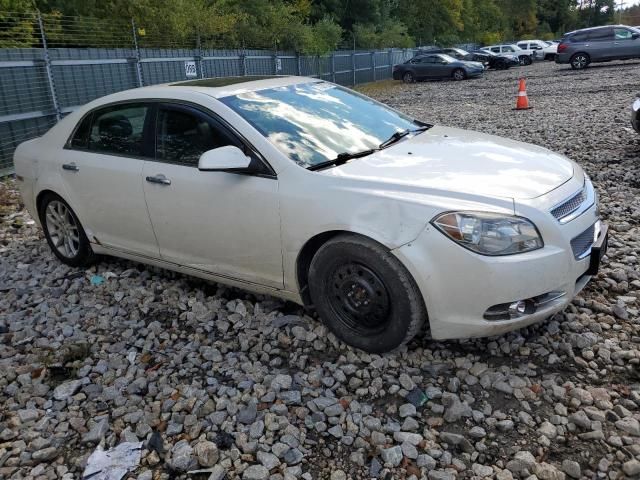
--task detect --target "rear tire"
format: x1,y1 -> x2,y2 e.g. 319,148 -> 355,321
402,71 -> 415,83
570,53 -> 589,70
452,68 -> 466,81
39,192 -> 95,267
308,235 -> 426,353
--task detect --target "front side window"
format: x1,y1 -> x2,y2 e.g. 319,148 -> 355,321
491,47 -> 500,53
156,106 -> 237,166
89,104 -> 148,156
517,43 -> 527,49
69,113 -> 93,149
220,82 -> 418,168
614,28 -> 633,40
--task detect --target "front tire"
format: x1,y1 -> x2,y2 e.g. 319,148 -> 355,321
570,53 -> 589,70
308,235 -> 426,353
39,193 -> 95,267
519,55 -> 532,66
452,68 -> 466,81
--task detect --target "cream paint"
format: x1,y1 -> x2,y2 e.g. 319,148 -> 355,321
14,76 -> 603,341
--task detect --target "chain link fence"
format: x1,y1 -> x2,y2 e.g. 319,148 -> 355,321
0,11 -> 418,175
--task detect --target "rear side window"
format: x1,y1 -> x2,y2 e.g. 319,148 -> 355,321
588,28 -> 612,41
503,46 -> 515,52
517,43 -> 527,49
156,106 -> 238,166
88,104 -> 149,156
570,32 -> 589,42
69,113 -> 92,149
491,47 -> 500,53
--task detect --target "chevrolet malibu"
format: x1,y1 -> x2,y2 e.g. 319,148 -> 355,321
13,76 -> 607,353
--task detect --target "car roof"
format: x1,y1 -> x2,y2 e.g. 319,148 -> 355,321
565,25 -> 617,36
165,75 -> 320,98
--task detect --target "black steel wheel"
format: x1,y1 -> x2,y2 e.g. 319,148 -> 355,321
452,68 -> 466,81
308,234 -> 427,353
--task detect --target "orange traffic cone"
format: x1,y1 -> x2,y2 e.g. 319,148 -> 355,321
515,78 -> 532,110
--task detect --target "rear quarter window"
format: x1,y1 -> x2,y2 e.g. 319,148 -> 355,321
570,32 -> 589,42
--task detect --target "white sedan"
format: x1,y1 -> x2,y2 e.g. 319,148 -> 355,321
13,76 -> 607,353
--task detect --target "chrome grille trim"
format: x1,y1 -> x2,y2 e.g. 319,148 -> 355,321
550,178 -> 595,224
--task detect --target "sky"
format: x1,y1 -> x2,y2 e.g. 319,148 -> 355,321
622,0 -> 640,6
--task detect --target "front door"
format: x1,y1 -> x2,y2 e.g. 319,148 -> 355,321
142,103 -> 283,288
587,27 -> 614,60
59,102 -> 159,257
613,27 -> 640,58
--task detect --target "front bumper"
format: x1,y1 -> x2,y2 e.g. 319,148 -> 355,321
393,195 -> 605,340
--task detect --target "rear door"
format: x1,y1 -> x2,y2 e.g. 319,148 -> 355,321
60,102 -> 159,256
141,102 -> 283,288
586,27 -> 614,60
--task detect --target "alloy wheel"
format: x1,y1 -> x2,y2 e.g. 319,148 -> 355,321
453,69 -> 465,81
45,200 -> 80,258
572,55 -> 588,69
403,72 -> 414,83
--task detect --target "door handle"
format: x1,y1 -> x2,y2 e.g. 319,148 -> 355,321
145,174 -> 171,185
62,163 -> 79,172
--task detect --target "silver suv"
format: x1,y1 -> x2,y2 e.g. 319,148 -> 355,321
556,25 -> 640,69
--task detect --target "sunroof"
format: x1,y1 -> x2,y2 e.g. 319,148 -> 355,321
171,76 -> 279,87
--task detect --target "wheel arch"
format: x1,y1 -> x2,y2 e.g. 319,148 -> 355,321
294,229 -> 426,312
296,230 -> 404,308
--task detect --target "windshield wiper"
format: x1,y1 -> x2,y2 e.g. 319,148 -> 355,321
379,125 -> 431,149
307,123 -> 433,171
307,148 -> 378,171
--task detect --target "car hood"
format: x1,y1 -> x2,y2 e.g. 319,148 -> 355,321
324,126 -> 574,200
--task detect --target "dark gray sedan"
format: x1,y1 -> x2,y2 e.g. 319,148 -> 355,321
393,54 -> 485,83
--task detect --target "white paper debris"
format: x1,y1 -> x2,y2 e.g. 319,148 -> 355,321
82,441 -> 143,480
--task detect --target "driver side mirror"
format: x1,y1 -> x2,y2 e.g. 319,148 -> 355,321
633,32 -> 640,39
198,145 -> 252,172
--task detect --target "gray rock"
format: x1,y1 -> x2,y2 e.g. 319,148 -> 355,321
472,463 -> 494,477
53,380 -> 82,401
168,440 -> 196,472
243,465 -> 269,480
615,417 -> 640,436
622,459 -> 640,476
561,460 -> 581,479
257,451 -> 280,470
380,445 -> 403,467
81,418 -> 109,444
194,440 -> 219,467
399,403 -> 417,418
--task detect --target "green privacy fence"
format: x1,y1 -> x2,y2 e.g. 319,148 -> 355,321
0,11 -> 418,175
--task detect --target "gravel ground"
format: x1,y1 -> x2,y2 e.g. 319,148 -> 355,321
1,59 -> 640,480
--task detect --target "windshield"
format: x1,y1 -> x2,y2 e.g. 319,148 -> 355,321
220,82 -> 418,168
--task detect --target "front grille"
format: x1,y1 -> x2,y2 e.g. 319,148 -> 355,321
551,186 -> 586,221
570,223 -> 595,259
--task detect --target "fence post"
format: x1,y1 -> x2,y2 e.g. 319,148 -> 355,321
296,52 -> 301,76
331,53 -> 336,83
196,32 -> 204,79
389,48 -> 393,77
241,48 -> 247,76
37,13 -> 61,121
352,51 -> 356,86
371,51 -> 376,82
131,19 -> 144,87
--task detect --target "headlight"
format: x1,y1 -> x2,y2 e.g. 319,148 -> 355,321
431,211 -> 543,256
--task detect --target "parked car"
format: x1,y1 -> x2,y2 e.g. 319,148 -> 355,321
469,49 -> 519,69
557,25 -> 640,69
393,54 -> 485,82
482,44 -> 534,65
632,93 -> 640,133
517,39 -> 558,60
13,76 -> 607,353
